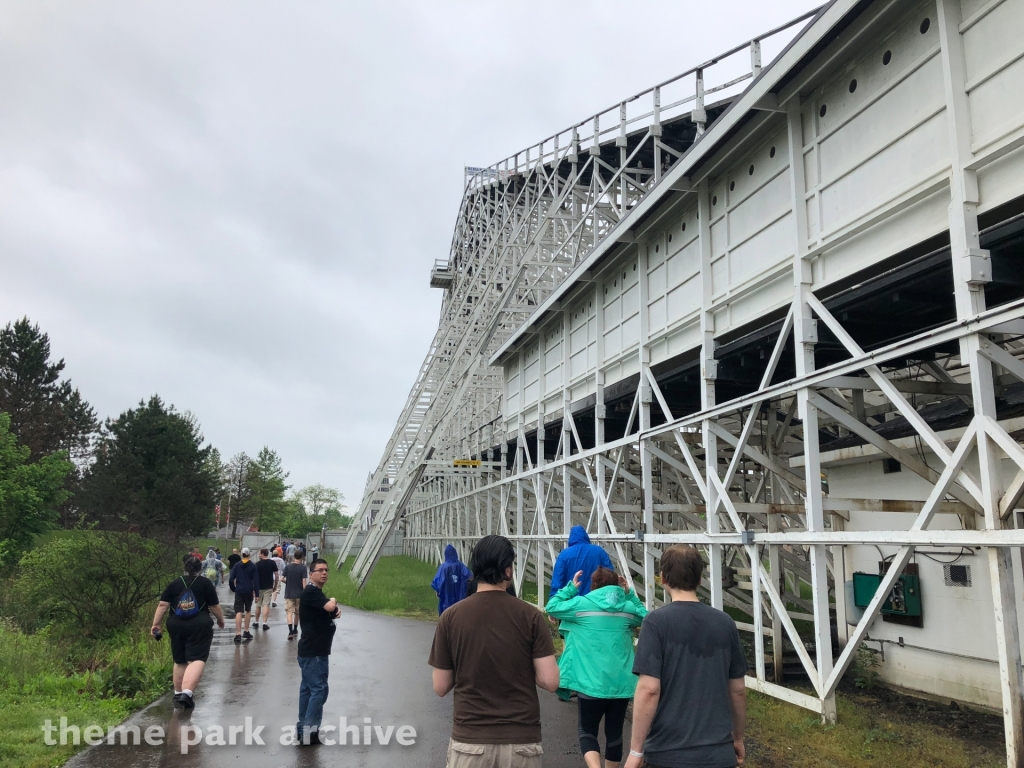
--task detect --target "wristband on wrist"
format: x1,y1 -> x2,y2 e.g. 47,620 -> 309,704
629,749 -> 644,758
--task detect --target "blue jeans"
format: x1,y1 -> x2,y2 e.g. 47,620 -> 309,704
296,655 -> 330,739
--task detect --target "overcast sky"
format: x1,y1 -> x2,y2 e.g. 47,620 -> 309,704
0,0 -> 818,509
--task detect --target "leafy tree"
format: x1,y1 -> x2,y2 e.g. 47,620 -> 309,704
247,447 -> 290,532
277,496 -> 311,538
0,413 -> 73,564
80,396 -> 218,537
297,483 -> 346,528
0,318 -> 97,461
276,486 -> 349,536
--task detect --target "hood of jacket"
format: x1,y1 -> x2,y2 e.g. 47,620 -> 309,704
444,544 -> 460,563
577,584 -> 633,611
568,525 -> 591,547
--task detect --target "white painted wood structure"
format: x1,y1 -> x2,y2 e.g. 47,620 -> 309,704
346,2 -> 1024,761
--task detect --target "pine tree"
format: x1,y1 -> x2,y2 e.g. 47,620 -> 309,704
247,447 -> 290,532
0,318 -> 97,461
81,396 -> 217,537
225,452 -> 254,537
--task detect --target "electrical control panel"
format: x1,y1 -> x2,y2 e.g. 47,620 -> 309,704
852,570 -> 922,617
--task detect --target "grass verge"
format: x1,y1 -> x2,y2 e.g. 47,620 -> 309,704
323,556 -> 547,621
188,537 -> 238,554
745,687 -> 1003,767
325,556 -> 441,619
0,620 -> 171,768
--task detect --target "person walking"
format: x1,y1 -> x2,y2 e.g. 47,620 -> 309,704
150,556 -> 225,708
253,548 -> 279,631
431,544 -> 472,615
271,549 -> 286,606
549,525 -> 613,599
624,545 -> 747,768
295,558 -> 341,746
429,534 -> 560,768
228,547 -> 259,644
227,548 -> 242,570
283,550 -> 309,640
203,549 -> 225,586
546,567 -> 647,768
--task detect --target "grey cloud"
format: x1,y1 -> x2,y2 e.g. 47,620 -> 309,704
0,0 -> 817,505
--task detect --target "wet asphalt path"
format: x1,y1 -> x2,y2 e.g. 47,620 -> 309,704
65,583 -> 592,768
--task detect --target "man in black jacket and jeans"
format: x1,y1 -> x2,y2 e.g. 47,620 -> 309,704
228,547 -> 259,644
296,558 -> 340,746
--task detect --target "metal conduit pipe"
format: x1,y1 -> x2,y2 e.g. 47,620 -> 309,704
865,634 -> 997,665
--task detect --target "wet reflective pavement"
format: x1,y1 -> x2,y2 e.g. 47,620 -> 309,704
65,585 -> 593,767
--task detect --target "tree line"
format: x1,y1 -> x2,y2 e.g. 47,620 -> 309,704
0,317 -> 347,565
220,449 -> 349,538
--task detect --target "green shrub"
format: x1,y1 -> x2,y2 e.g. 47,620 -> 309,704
7,530 -> 178,638
854,644 -> 883,689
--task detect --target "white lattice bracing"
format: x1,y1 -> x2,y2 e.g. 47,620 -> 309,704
351,2 -> 1024,764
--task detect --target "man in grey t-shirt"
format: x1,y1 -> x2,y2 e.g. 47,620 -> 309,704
282,553 -> 308,640
625,545 -> 748,768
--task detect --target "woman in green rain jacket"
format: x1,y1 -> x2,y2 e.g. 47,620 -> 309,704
546,567 -> 647,768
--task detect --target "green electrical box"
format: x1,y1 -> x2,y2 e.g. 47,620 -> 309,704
852,572 -> 882,607
852,571 -> 922,617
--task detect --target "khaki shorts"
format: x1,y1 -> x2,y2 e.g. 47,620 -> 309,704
446,739 -> 543,768
285,598 -> 301,614
256,590 -> 273,608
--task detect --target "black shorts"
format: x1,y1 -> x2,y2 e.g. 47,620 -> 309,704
233,592 -> 254,613
167,614 -> 214,664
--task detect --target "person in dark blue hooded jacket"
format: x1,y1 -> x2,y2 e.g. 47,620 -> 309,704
431,545 -> 473,615
549,525 -> 614,599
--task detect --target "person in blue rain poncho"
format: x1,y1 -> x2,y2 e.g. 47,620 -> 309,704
431,544 -> 473,615
549,525 -> 614,599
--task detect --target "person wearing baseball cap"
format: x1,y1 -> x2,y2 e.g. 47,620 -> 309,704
228,547 -> 259,643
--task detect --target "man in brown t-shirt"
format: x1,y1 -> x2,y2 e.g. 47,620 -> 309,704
429,535 -> 559,767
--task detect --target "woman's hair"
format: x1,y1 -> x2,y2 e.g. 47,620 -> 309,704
660,545 -> 705,591
590,567 -> 619,591
184,556 -> 203,577
470,535 -> 515,585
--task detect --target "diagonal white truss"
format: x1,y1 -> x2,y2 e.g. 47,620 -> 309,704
341,9 -> 821,585
347,2 -> 1024,765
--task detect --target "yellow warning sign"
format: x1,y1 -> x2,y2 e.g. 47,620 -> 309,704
453,459 -> 482,467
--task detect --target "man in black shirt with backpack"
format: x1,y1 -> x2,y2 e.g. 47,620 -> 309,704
151,556 -> 225,708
